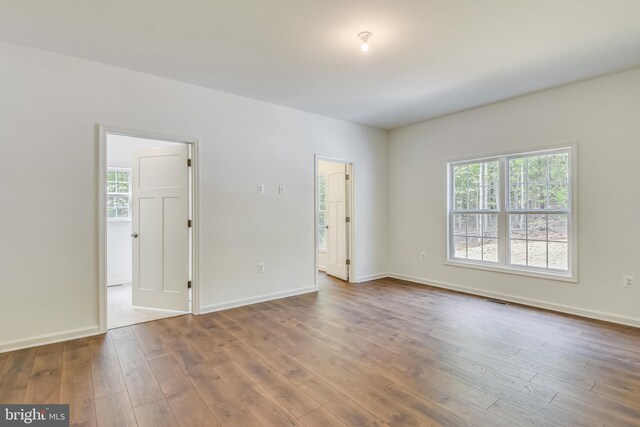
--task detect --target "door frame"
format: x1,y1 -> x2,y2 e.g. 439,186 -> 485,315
314,155 -> 356,289
97,125 -> 200,333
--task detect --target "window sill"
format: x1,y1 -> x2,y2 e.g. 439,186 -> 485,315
107,218 -> 132,223
445,259 -> 577,283
317,249 -> 327,254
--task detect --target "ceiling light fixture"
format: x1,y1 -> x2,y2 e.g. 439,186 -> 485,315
358,31 -> 372,52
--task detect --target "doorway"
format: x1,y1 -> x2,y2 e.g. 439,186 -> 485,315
98,126 -> 199,331
315,156 -> 354,285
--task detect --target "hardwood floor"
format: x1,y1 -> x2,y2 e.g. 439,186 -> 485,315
2,273 -> 640,426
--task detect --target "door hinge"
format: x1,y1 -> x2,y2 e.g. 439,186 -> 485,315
345,216 -> 351,223
188,219 -> 192,228
187,158 -> 192,167
346,259 -> 351,266
187,281 -> 192,289
345,174 -> 350,180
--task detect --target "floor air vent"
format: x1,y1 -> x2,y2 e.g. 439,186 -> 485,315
485,298 -> 509,305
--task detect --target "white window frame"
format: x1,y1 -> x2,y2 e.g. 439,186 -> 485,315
446,143 -> 578,282
107,167 -> 132,222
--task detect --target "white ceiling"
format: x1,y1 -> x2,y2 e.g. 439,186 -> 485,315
1,0 -> 640,130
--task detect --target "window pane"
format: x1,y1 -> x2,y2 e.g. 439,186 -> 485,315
483,238 -> 498,262
549,182 -> 569,209
485,161 -> 499,186
510,185 -> 526,210
528,241 -> 547,268
467,214 -> 481,237
454,237 -> 466,258
467,188 -> 479,210
468,237 -> 482,260
117,171 -> 129,182
483,214 -> 498,238
482,184 -> 498,210
527,214 -> 547,241
318,211 -> 327,251
107,171 -> 116,181
509,158 -> 526,185
527,184 -> 547,209
454,165 -> 467,189
107,182 -> 117,193
454,189 -> 467,210
318,176 -> 327,211
548,214 -> 568,242
117,182 -> 129,193
549,152 -> 569,184
549,242 -> 568,270
510,214 -> 527,239
107,196 -> 116,208
468,163 -> 480,188
318,212 -> 326,228
453,161 -> 498,212
453,214 -> 466,236
107,208 -> 116,218
114,196 -> 129,208
117,208 -> 129,218
510,240 -> 527,265
528,155 -> 548,183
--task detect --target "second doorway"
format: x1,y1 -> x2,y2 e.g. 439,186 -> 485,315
317,158 -> 353,282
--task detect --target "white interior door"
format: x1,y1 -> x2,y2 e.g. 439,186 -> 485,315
326,164 -> 348,280
132,144 -> 190,311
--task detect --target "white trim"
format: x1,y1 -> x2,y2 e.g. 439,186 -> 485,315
0,326 -> 101,354
355,272 -> 389,283
444,261 -> 577,282
314,155 -> 356,289
200,286 -> 317,314
107,218 -> 132,223
386,273 -> 640,329
98,125 -> 201,333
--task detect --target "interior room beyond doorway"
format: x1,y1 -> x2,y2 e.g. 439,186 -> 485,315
106,133 -> 191,329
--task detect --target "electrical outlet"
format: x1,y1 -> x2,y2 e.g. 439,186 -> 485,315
258,263 -> 265,273
420,251 -> 427,260
257,184 -> 265,194
623,275 -> 635,288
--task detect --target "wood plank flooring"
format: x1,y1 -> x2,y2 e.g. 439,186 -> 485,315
2,273 -> 640,426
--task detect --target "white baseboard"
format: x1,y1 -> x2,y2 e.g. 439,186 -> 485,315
387,272 -> 640,329
355,272 -> 390,283
0,326 -> 102,354
200,286 -> 317,315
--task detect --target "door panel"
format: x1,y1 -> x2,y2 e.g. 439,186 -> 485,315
132,145 -> 190,311
326,164 -> 348,280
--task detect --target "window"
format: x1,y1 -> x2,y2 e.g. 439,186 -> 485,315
107,168 -> 131,221
318,176 -> 327,251
448,146 -> 575,280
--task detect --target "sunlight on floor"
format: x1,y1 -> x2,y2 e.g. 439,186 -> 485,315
108,283 -> 187,329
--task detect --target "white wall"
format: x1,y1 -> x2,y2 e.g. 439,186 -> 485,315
388,67 -> 640,326
0,42 -> 388,349
106,136 -> 178,286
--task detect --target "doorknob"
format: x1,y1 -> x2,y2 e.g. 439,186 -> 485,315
131,232 -> 139,238
324,225 -> 329,229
